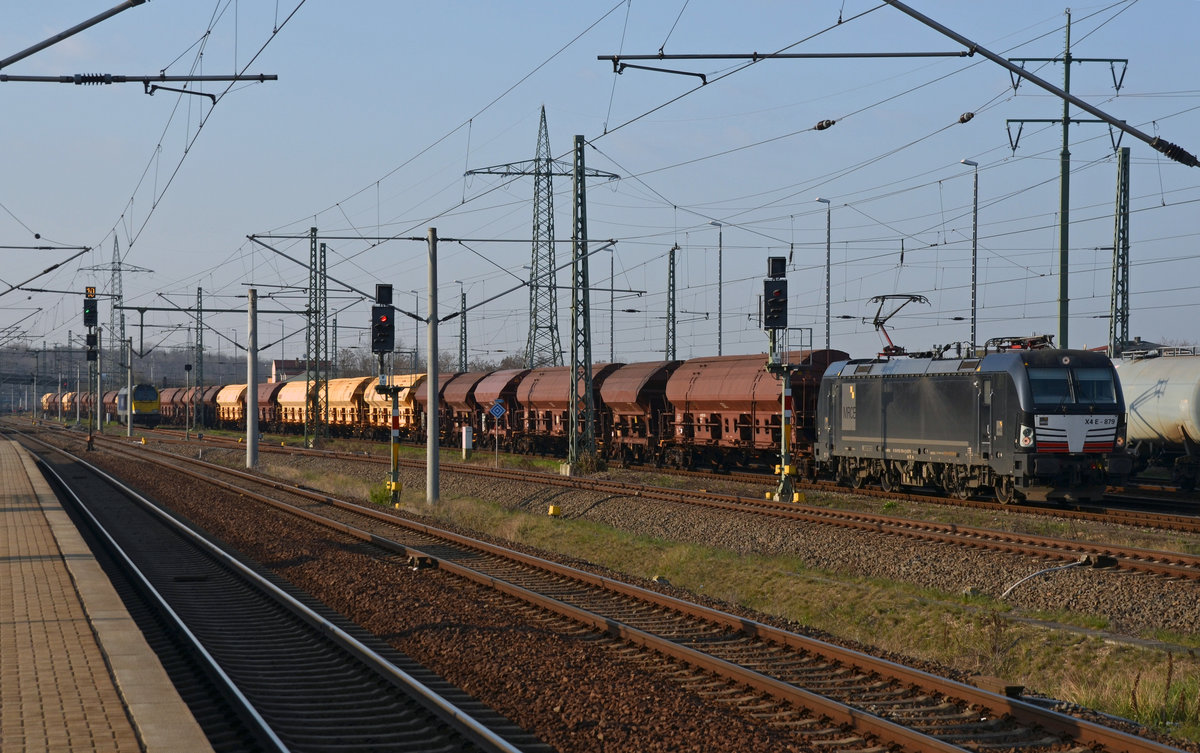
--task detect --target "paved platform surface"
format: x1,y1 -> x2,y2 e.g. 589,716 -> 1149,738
0,438 -> 212,753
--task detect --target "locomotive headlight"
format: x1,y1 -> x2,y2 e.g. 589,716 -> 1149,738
1019,425 -> 1035,448
1115,433 -> 1125,449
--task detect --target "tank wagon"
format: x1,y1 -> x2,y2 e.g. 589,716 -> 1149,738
1114,350 -> 1200,490
817,344 -> 1130,502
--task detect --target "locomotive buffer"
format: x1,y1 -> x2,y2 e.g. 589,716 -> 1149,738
764,258 -> 802,503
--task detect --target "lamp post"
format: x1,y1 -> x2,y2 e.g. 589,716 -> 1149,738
708,221 -> 723,356
408,289 -> 420,373
610,248 -> 615,362
453,279 -> 466,372
815,198 -> 831,349
961,159 -> 979,353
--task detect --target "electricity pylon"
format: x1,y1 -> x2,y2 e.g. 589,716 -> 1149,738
465,106 -> 617,367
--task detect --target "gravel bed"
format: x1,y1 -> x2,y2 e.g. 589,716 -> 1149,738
245,447 -> 1200,641
69,441 -> 819,752
60,434 -> 1200,752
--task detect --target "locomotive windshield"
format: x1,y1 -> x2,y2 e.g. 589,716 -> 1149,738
1027,366 -> 1117,406
1072,367 -> 1117,404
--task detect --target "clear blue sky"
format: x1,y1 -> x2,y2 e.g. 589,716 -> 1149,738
3,1 -> 1199,367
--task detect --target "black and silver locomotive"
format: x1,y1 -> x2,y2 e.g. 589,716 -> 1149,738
816,338 -> 1131,503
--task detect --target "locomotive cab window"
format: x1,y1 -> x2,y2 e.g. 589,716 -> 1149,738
1028,367 -> 1071,406
1027,366 -> 1118,406
1072,367 -> 1117,404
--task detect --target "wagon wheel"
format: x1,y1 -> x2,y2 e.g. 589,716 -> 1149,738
1178,471 -> 1197,493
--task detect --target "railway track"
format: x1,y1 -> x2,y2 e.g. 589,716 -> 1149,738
98,425 -> 1200,582
118,421 -> 1200,536
19,430 -> 537,753
33,425 -> 1191,753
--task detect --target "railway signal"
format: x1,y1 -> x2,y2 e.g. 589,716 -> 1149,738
763,279 -> 788,330
371,304 -> 394,354
83,287 -> 98,328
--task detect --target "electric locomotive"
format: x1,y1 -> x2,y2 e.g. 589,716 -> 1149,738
115,383 -> 161,426
816,337 -> 1131,503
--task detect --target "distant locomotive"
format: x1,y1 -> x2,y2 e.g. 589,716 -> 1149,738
1113,349 -> 1200,490
815,340 -> 1131,503
116,384 -> 161,426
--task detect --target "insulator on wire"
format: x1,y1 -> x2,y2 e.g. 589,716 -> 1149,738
814,119 -> 836,131
959,112 -> 975,124
73,73 -> 113,85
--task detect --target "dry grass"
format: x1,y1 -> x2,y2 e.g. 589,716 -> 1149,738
411,493 -> 1200,744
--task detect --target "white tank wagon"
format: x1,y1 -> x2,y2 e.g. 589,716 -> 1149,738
1114,352 -> 1200,490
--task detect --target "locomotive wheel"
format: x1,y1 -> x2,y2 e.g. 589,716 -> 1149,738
994,477 -> 1015,504
880,468 -> 898,493
943,468 -> 969,500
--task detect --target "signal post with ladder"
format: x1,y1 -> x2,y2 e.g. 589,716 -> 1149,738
763,258 -> 803,503
371,285 -> 402,504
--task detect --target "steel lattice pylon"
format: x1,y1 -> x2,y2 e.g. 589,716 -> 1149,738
464,107 -> 616,368
195,286 -> 204,427
529,107 -> 561,367
305,228 -> 329,443
110,236 -> 124,347
569,134 -> 596,464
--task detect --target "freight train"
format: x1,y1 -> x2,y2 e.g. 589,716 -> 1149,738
41,339 -> 1136,502
38,384 -> 160,426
